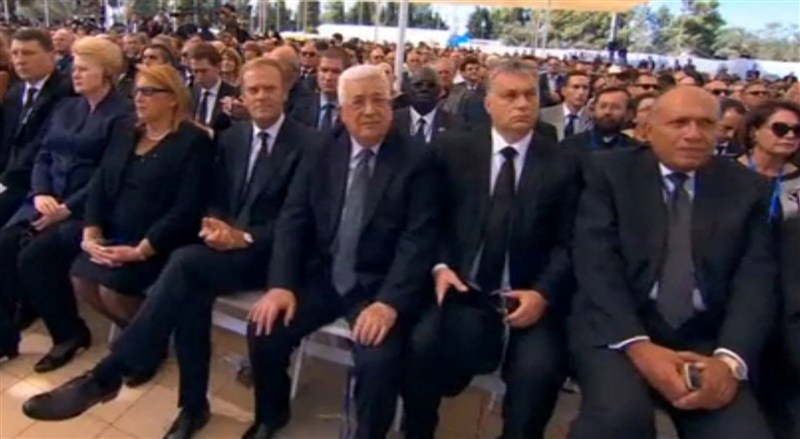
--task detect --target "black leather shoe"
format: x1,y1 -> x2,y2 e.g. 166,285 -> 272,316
34,326 -> 91,373
241,413 -> 290,439
22,372 -> 121,421
163,407 -> 211,439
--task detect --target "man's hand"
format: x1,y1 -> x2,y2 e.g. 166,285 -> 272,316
504,290 -> 547,328
673,352 -> 739,411
248,288 -> 297,336
626,341 -> 691,403
31,205 -> 70,231
200,217 -> 249,251
353,302 -> 397,346
33,195 -> 61,216
433,266 -> 468,305
103,246 -> 146,264
81,240 -> 119,267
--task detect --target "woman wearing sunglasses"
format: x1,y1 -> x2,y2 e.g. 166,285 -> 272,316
69,64 -> 213,337
0,37 -> 132,372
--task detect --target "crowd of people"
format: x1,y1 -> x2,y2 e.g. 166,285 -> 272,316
0,12 -> 799,439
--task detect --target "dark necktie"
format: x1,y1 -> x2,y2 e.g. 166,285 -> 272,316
20,86 -> 38,123
564,114 -> 578,138
715,143 -> 728,156
332,148 -> 375,294
414,118 -> 427,144
197,90 -> 211,125
657,172 -> 696,328
319,103 -> 334,132
238,132 -> 270,211
475,147 -> 517,292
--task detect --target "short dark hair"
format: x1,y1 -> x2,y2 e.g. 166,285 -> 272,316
12,28 -> 53,51
720,98 -> 747,116
737,100 -> 800,152
321,46 -> 351,69
314,40 -> 330,52
594,86 -> 631,103
459,56 -> 480,72
563,70 -> 589,87
188,42 -> 222,66
657,73 -> 677,90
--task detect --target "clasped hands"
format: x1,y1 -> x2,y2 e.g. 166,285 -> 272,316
81,239 -> 145,268
249,288 -> 398,346
32,195 -> 71,231
626,341 -> 739,411
199,217 -> 249,251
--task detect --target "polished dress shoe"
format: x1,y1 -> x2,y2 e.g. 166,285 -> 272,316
241,413 -> 289,439
34,326 -> 91,373
163,407 -> 211,439
22,372 -> 121,421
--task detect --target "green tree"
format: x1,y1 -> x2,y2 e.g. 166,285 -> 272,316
321,0 -> 346,24
546,10 -> 613,49
410,3 -> 446,29
346,1 -> 376,25
668,0 -> 725,56
467,7 -> 495,39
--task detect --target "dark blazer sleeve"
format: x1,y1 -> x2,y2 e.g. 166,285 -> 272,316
376,148 -> 440,315
30,147 -> 54,196
145,128 -> 214,253
83,158 -> 110,229
573,154 -> 647,345
782,218 -> 800,373
266,143 -> 318,291
532,151 -> 581,306
717,182 -> 779,367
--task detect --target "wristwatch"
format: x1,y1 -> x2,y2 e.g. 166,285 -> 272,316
716,354 -> 747,381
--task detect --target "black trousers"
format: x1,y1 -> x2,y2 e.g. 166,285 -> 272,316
100,244 -> 267,412
568,345 -> 773,439
18,220 -> 84,344
247,284 -> 408,439
403,304 -> 567,439
0,187 -> 26,226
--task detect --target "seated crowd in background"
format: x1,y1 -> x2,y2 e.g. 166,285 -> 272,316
0,18 -> 798,439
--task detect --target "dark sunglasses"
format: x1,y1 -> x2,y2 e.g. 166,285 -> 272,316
747,90 -> 769,97
637,84 -> 660,91
134,86 -> 172,97
770,122 -> 800,138
709,88 -> 731,96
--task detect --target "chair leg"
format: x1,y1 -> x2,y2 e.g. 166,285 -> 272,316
290,338 -> 308,400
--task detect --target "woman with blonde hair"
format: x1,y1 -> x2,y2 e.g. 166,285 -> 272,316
69,64 -> 213,332
220,47 -> 242,87
0,36 -> 134,372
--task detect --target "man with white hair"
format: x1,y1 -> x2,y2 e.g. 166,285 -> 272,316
244,64 -> 439,439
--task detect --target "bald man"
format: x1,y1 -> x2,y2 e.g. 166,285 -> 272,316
569,87 -> 777,439
267,44 -> 311,113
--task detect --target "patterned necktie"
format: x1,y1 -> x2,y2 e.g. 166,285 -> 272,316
332,149 -> 375,294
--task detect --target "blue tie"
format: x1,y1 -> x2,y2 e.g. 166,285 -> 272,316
564,114 -> 578,138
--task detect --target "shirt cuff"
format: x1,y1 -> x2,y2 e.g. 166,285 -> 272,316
714,348 -> 749,380
432,263 -> 449,275
609,336 -> 650,351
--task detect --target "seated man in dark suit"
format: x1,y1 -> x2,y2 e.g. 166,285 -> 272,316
404,59 -> 582,439
0,28 -> 73,226
188,42 -> 238,134
568,86 -> 777,439
393,66 -> 462,145
289,46 -> 350,134
560,86 -> 638,152
244,64 -> 439,439
22,58 -> 321,439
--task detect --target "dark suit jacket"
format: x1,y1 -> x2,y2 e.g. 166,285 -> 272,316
393,106 -> 462,144
0,71 -> 74,190
570,148 -> 778,368
267,129 -> 440,316
457,85 -> 487,125
539,73 -> 565,108
560,129 -> 640,153
4,92 -> 134,227
435,129 -> 581,314
288,92 -> 342,134
85,121 -> 214,253
285,80 -> 313,115
210,119 -> 322,259
191,81 -> 238,133
781,218 -> 800,373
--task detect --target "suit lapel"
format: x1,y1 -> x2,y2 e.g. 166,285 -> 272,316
328,135 -> 351,237
230,124 -> 253,213
363,133 -> 400,226
465,131 -> 494,258
432,109 -> 449,140
516,134 -> 549,213
395,108 -> 410,135
243,121 -> 295,209
634,152 -> 668,269
692,162 -> 722,279
310,93 -> 322,128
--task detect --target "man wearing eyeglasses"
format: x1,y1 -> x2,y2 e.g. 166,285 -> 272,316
404,59 -> 581,439
540,71 -> 592,141
631,72 -> 660,97
741,81 -> 770,109
705,80 -> 732,102
298,40 -> 322,91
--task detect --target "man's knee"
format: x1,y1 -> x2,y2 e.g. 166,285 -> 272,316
571,392 -> 655,439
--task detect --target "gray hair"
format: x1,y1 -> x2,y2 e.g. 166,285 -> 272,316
338,64 -> 390,104
486,59 -> 539,93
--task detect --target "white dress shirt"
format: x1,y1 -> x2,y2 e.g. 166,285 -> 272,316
318,93 -> 338,129
22,76 -> 48,107
246,115 -> 284,181
197,79 -> 222,126
609,163 -> 748,379
409,107 -> 437,143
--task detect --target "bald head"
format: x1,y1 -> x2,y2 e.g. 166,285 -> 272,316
645,86 -> 719,172
267,45 -> 300,82
53,28 -> 75,55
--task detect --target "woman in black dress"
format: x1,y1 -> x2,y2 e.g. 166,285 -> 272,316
71,63 -> 213,328
0,36 -> 132,372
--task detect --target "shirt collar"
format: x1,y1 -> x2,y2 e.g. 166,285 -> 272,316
201,79 -> 222,96
320,93 -> 337,108
563,104 -> 581,118
25,75 -> 49,93
491,128 -> 533,159
410,107 -> 437,127
659,162 -> 696,187
252,113 -> 285,141
350,136 -> 382,161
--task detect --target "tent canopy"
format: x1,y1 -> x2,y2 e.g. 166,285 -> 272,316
408,0 -> 648,13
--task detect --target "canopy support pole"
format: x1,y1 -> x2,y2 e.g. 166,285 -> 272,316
394,0 -> 409,93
